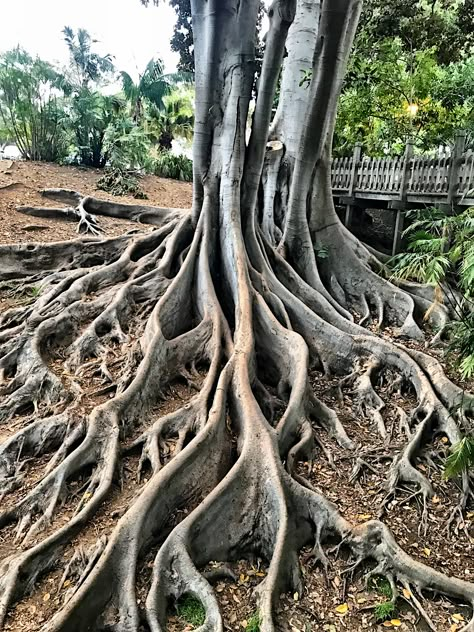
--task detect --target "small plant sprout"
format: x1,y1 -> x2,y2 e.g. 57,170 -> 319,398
369,575 -> 393,599
246,611 -> 261,632
374,600 -> 397,622
175,594 -> 206,627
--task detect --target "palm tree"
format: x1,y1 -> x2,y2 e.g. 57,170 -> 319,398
63,26 -> 114,89
151,88 -> 194,150
120,58 -> 191,125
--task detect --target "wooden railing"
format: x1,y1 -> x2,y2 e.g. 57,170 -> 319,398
331,133 -> 474,255
331,132 -> 474,207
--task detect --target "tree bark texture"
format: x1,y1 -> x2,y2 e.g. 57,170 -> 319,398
0,1 -> 473,631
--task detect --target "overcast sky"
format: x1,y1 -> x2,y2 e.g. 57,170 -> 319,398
1,0 -> 180,80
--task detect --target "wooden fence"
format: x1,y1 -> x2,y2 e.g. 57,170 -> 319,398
331,132 -> 474,254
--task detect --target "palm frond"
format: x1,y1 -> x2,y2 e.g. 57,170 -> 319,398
444,436 -> 474,479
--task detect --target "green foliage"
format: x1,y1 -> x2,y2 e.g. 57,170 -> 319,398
169,0 -> 194,74
70,90 -> 124,167
358,0 -> 474,66
62,27 -> 121,168
444,436 -> 474,479
63,27 -> 114,89
153,151 -> 192,182
389,206 -> 474,380
103,116 -> 151,171
0,48 -> 70,162
29,286 -> 42,298
373,601 -> 397,622
148,88 -> 194,151
369,576 -> 393,599
447,314 -> 474,380
121,58 -> 191,126
246,612 -> 261,632
332,0 -> 474,155
175,594 -> 206,627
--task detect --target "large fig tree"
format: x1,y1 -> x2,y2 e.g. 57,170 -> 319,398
0,1 -> 473,631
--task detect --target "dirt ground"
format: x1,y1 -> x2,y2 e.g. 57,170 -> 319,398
0,160 -> 192,245
0,161 -> 473,632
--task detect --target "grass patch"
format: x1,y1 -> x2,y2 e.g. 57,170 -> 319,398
246,611 -> 261,631
369,575 -> 392,599
175,594 -> 206,627
373,600 -> 396,622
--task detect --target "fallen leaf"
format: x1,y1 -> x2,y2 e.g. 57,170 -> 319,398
452,614 -> 465,622
450,625 -> 459,632
391,620 -> 402,627
423,547 -> 431,557
431,495 -> 440,504
357,513 -> 372,520
402,588 -> 412,599
63,579 -> 71,588
382,622 -> 392,628
357,597 -> 366,604
43,593 -> 51,602
335,603 -> 348,615
293,592 -> 299,601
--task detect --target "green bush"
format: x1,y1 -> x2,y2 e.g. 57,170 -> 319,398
373,601 -> 397,622
153,151 -> 192,181
389,206 -> 474,379
0,48 -> 70,162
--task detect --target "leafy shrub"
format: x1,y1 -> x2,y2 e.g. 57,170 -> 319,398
0,48 -> 70,162
153,151 -> 192,181
389,206 -> 474,379
373,601 -> 396,622
369,575 -> 393,599
97,117 -> 152,197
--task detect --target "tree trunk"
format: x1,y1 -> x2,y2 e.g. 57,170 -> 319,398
0,1 -> 473,631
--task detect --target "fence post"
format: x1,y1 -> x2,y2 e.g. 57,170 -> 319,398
391,139 -> 414,256
344,142 -> 362,227
447,130 -> 466,208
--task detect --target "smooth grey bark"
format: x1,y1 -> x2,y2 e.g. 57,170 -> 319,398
0,2 -> 472,632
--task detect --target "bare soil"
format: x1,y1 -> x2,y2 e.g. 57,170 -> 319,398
0,161 -> 192,245
0,162 -> 473,632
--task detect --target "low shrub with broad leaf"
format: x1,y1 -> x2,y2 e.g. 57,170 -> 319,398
153,150 -> 193,181
390,206 -> 474,379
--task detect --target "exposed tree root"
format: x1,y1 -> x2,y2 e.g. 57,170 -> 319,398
1,0 -> 474,630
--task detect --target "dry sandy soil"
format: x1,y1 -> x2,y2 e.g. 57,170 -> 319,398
0,161 -> 473,632
0,160 -> 192,245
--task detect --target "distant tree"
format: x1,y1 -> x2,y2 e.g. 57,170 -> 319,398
333,0 -> 474,156
358,0 -> 474,65
0,47 -> 70,161
169,0 -> 194,73
149,87 -> 194,150
62,26 -> 114,89
120,58 -> 190,124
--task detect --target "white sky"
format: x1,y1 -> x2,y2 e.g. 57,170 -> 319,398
1,0 -> 180,80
